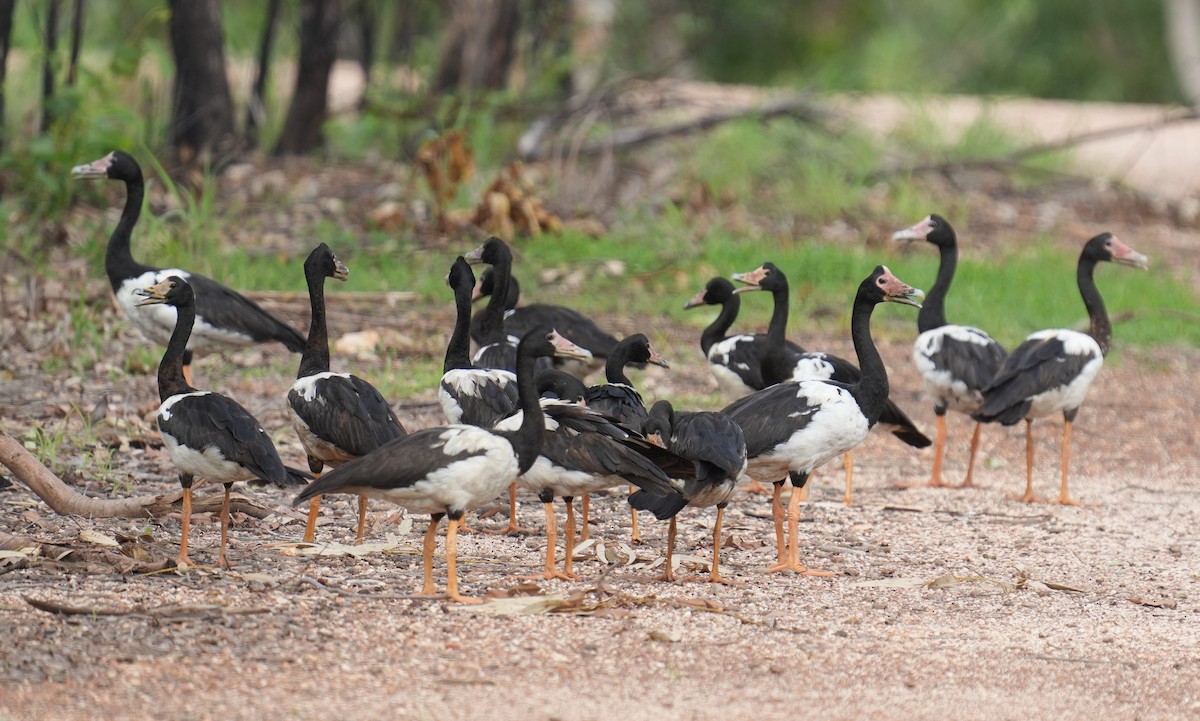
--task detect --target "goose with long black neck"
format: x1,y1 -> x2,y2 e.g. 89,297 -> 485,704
974,232 -> 1147,505
72,151 -> 305,385
684,277 -> 806,397
287,244 -> 406,546
731,262 -> 931,505
895,214 -> 1007,488
583,332 -> 671,542
722,266 -> 923,575
294,327 -> 591,603
134,276 -> 309,569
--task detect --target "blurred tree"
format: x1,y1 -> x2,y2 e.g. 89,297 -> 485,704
433,0 -> 520,92
0,0 -> 12,152
66,0 -> 84,88
275,0 -> 342,155
40,0 -> 59,134
1166,0 -> 1200,106
245,0 -> 282,147
168,0 -> 237,162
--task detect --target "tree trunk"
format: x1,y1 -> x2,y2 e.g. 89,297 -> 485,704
245,0 -> 282,147
0,0 -> 15,152
168,0 -> 237,164
354,0 -> 375,101
274,0 -> 342,156
1166,0 -> 1200,107
66,0 -> 83,87
433,0 -> 521,93
40,0 -> 59,134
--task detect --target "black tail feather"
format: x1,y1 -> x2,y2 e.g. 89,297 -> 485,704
878,400 -> 931,448
628,490 -> 689,521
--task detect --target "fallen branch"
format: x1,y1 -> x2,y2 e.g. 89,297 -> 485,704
868,107 -> 1200,182
0,430 -> 272,519
24,596 -> 272,621
519,94 -> 838,162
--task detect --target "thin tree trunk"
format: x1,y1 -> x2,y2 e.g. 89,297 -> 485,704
168,0 -> 237,163
40,0 -> 59,133
355,0 -> 375,100
245,0 -> 282,147
0,0 -> 15,152
275,0 -> 342,156
1167,0 -> 1200,107
66,0 -> 83,87
434,0 -> 521,93
0,431 -> 271,520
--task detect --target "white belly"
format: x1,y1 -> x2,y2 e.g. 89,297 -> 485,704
116,270 -> 256,351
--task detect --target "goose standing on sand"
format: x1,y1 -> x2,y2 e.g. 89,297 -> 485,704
506,372 -> 691,580
731,262 -> 930,504
723,267 -> 923,575
973,233 -> 1147,504
136,277 -> 308,569
895,214 -> 1007,488
634,400 -> 747,584
293,327 -> 592,603
73,151 -> 305,385
287,244 -> 406,545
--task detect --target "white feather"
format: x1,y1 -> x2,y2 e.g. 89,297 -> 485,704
291,371 -> 350,403
745,381 -> 869,484
116,270 -> 256,350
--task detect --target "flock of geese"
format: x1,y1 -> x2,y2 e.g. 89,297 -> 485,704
69,150 -> 1149,602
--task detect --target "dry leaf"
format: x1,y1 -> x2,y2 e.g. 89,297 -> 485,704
449,596 -> 566,616
851,577 -> 928,589
79,529 -> 120,547
648,629 -> 682,643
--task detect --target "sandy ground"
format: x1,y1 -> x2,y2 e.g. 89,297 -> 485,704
4,83 -> 1200,721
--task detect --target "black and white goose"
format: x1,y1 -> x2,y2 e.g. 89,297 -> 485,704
722,267 -> 923,575
684,276 -> 805,397
501,375 -> 691,580
73,151 -> 305,384
293,327 -> 592,603
473,267 -> 619,376
633,400 -> 747,584
438,256 -> 530,534
288,243 -> 407,545
135,276 -> 308,569
731,262 -> 931,504
973,233 -> 1147,505
894,214 -> 1007,488
584,333 -> 671,542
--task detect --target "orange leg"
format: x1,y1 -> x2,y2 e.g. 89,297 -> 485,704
355,496 -> 368,545
562,499 -> 580,579
182,364 -> 194,388
928,414 -> 949,487
961,421 -> 983,488
484,483 -> 536,534
176,485 -> 194,569
842,453 -> 855,505
444,517 -> 482,604
417,516 -> 441,596
708,506 -> 737,585
1021,419 -> 1038,503
661,516 -> 678,582
629,485 -> 642,543
579,495 -> 591,542
773,485 -> 834,576
536,502 -> 574,581
303,496 -> 322,543
1057,420 -> 1083,506
216,483 -> 233,568
744,478 -> 773,495
770,481 -> 786,567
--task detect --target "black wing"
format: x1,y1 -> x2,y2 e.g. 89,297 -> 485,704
924,328 -> 1008,394
506,304 -> 619,358
585,383 -> 649,433
441,369 -> 520,427
160,393 -> 296,485
722,381 -> 835,458
289,374 -> 406,457
294,426 -> 484,503
185,272 -> 306,351
670,411 -> 748,483
976,334 -> 1098,425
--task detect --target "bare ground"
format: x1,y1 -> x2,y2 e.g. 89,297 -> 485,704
4,102 -> 1200,719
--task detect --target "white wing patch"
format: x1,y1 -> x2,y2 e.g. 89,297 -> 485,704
291,371 -> 351,403
158,391 -> 211,422
116,269 -> 256,350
